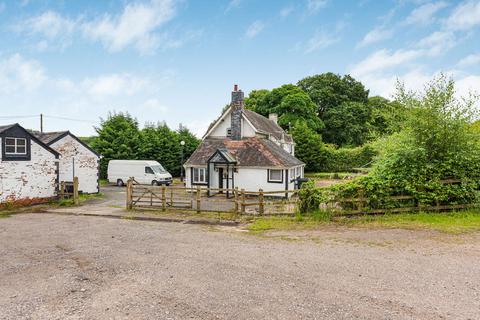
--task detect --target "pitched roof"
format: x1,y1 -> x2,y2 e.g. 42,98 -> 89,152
0,123 -> 60,158
32,131 -> 68,145
185,137 -> 303,168
0,124 -> 17,133
243,109 -> 293,143
31,130 -> 101,157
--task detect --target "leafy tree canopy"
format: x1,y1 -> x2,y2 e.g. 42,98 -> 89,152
297,72 -> 369,116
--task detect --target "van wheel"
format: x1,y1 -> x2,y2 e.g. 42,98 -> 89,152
152,180 -> 159,186
117,179 -> 124,187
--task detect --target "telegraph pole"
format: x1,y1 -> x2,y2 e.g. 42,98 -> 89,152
40,114 -> 43,133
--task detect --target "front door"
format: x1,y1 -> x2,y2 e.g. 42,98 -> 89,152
218,168 -> 224,192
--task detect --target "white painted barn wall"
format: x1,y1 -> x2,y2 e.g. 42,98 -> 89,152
50,135 -> 99,193
0,138 -> 57,203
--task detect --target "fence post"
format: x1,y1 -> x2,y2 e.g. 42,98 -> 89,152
196,185 -> 201,214
161,186 -> 166,211
73,177 -> 79,205
358,188 -> 364,213
241,189 -> 246,214
234,187 -> 239,214
259,188 -> 264,215
60,181 -> 65,199
170,188 -> 174,207
126,178 -> 133,210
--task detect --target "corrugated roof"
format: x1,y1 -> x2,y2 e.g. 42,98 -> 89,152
185,137 -> 303,168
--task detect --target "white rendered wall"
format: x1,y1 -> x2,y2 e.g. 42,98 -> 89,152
234,168 -> 289,192
0,138 -> 57,203
50,135 -> 99,193
209,112 -> 256,138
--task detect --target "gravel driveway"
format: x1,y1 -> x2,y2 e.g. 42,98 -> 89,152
1,213 -> 479,319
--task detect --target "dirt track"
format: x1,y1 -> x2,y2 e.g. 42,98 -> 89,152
1,213 -> 479,319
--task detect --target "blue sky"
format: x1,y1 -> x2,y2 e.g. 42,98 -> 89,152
0,0 -> 479,136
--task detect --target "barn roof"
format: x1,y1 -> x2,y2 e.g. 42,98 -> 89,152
0,124 -> 17,133
185,137 -> 303,168
0,123 -> 60,158
31,130 -> 101,157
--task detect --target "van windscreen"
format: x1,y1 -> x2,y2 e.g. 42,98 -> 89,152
151,165 -> 167,173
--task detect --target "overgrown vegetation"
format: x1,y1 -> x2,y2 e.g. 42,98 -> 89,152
298,76 -> 480,213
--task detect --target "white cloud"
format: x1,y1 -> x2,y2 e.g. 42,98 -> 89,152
82,0 -> 176,54
416,31 -> 456,55
351,49 -> 423,77
0,54 -> 47,93
357,27 -> 393,48
280,5 -> 294,18
456,75 -> 480,99
82,74 -> 149,97
445,0 -> 480,30
304,29 -> 338,53
403,1 -> 448,25
245,20 -> 265,39
225,0 -> 242,13
307,0 -> 328,13
458,53 -> 480,67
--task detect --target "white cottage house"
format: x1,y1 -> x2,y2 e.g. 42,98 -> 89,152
33,131 -> 101,194
184,85 -> 305,194
0,123 -> 59,203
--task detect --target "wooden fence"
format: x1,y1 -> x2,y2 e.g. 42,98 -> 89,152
126,178 -> 478,216
126,178 -> 300,215
58,176 -> 79,205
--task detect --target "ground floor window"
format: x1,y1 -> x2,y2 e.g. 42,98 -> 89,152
193,167 -> 207,183
268,169 -> 283,183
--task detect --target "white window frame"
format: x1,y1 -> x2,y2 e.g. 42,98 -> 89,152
5,137 -> 27,155
268,169 -> 283,183
193,167 -> 207,184
226,128 -> 232,137
289,168 -> 295,180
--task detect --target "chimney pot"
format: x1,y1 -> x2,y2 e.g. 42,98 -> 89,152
269,113 -> 278,124
234,84 -> 238,92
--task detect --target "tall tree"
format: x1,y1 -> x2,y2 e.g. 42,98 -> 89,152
244,89 -> 269,112
91,112 -> 140,178
297,73 -> 369,116
290,121 -> 327,172
322,101 -> 372,147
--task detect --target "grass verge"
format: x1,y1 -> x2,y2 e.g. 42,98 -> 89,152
248,210 -> 480,234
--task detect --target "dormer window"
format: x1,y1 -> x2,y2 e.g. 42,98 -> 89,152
226,128 -> 232,137
5,137 -> 27,155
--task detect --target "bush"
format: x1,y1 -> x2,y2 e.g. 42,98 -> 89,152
321,144 -> 377,172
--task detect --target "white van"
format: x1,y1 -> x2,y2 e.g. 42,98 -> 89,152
107,160 -> 173,186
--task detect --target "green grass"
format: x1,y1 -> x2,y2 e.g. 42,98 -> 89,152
248,210 -> 480,234
56,192 -> 105,207
99,179 -> 110,187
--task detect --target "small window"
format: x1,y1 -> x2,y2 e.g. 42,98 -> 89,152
193,167 -> 207,184
5,137 -> 27,155
145,167 -> 154,174
268,169 -> 283,183
289,168 -> 295,180
295,167 -> 300,177
226,128 -> 232,137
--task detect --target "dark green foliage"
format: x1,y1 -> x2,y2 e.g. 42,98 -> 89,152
247,84 -> 323,132
322,144 -> 377,172
90,113 -> 199,178
290,122 -> 327,172
368,96 -> 408,137
91,112 -> 141,179
297,72 -> 369,117
322,101 -> 372,146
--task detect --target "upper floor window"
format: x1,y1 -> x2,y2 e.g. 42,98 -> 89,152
226,128 -> 232,137
5,137 -> 26,155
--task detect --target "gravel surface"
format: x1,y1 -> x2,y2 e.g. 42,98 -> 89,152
1,213 -> 479,319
